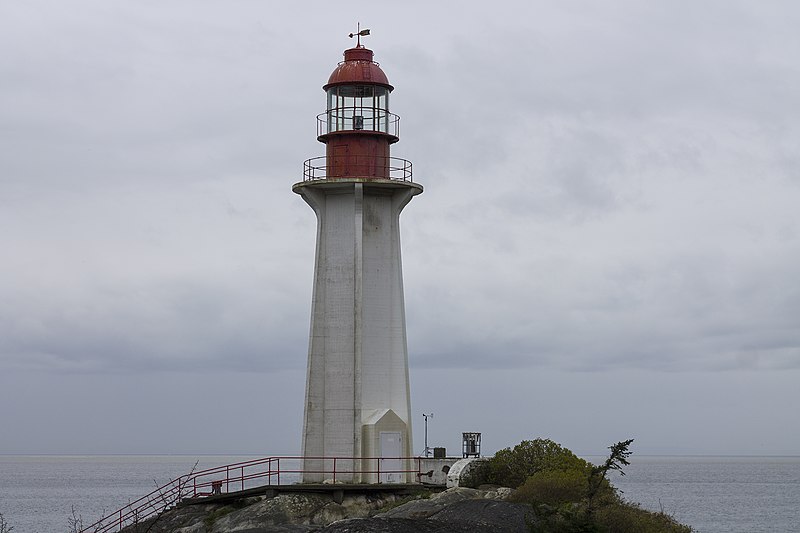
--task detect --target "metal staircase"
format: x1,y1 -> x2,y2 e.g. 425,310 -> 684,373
80,455 -> 426,532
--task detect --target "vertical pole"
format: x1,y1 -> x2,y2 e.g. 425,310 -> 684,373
333,457 -> 337,484
241,466 -> 245,491
277,458 -> 280,486
424,416 -> 428,457
226,466 -> 230,493
422,413 -> 433,458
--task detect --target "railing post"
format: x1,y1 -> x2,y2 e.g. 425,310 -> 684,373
241,466 -> 245,491
333,457 -> 337,484
277,458 -> 280,486
377,457 -> 381,484
226,466 -> 230,493
193,477 -> 197,498
118,509 -> 122,532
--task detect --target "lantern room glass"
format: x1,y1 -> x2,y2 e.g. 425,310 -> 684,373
326,85 -> 389,133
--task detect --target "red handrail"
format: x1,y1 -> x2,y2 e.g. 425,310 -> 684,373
80,455 -> 426,533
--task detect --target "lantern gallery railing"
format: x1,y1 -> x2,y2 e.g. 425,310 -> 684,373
317,110 -> 400,138
303,156 -> 413,182
80,456 -> 428,533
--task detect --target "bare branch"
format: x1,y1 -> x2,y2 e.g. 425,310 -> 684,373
0,512 -> 14,533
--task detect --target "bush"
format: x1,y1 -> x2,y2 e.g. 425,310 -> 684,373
497,438 -> 693,533
487,439 -> 588,488
526,501 -> 692,533
511,469 -> 589,507
594,502 -> 693,533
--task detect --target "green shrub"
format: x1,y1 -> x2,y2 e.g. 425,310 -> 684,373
525,500 -> 691,533
494,438 -> 692,533
511,469 -> 589,507
487,439 -> 588,488
528,503 -> 599,533
593,502 -> 693,533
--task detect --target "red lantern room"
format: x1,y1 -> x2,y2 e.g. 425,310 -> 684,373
303,42 -> 411,182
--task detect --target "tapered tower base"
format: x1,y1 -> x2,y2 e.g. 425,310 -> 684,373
293,178 -> 422,483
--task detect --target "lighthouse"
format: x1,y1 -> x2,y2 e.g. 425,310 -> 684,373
293,36 -> 422,483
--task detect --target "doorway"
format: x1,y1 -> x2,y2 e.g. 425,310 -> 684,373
379,431 -> 402,483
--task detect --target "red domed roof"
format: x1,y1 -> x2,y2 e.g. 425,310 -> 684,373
323,46 -> 393,91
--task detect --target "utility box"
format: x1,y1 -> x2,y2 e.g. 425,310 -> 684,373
433,447 -> 446,459
462,432 -> 481,458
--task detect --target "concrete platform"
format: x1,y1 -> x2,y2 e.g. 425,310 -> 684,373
182,483 -> 441,506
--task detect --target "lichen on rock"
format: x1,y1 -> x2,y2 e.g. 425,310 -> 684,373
121,486 -> 523,533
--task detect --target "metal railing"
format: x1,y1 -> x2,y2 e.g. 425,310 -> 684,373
317,110 -> 400,137
302,156 -> 413,182
80,455 -> 426,533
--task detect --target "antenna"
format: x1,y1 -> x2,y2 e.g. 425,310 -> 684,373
349,22 -> 371,47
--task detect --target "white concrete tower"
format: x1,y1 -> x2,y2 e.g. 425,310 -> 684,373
293,40 -> 421,483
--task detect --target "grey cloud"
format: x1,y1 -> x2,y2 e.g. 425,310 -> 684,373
0,277 -> 309,374
2,0 -> 800,455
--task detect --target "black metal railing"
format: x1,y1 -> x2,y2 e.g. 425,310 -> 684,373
317,110 -> 400,138
302,156 -> 412,182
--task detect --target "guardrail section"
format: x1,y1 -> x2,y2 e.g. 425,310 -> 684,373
81,456 -> 426,533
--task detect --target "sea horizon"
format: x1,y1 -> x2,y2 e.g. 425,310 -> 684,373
3,452 -> 798,458
2,454 -> 798,532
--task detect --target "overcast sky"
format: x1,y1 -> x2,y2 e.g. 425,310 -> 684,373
1,0 -> 799,458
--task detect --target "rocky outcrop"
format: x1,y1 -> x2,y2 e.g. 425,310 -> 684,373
327,489 -> 533,533
122,486 -> 530,533
378,487 -> 512,520
321,500 -> 534,532
209,493 -> 396,532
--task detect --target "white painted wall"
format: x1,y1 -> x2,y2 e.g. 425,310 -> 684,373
294,179 -> 421,482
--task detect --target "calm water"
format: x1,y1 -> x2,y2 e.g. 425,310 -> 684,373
0,455 -> 260,533
1,455 -> 799,532
602,456 -> 800,533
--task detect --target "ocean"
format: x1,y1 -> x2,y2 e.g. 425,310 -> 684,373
0,455 -> 798,532
603,455 -> 800,533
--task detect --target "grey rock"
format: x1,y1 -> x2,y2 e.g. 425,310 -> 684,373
355,487 -> 533,533
222,525 -> 319,533
430,499 -> 535,533
121,486 -> 525,533
124,503 -> 216,533
317,517 -> 472,533
209,493 -> 397,532
378,487 -> 484,519
209,493 -> 329,531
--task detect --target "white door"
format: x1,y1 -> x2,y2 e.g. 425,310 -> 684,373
379,432 -> 402,483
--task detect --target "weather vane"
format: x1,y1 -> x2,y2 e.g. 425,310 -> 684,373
349,22 -> 370,47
